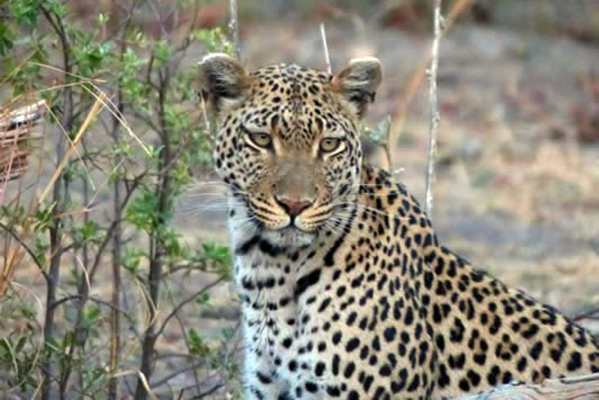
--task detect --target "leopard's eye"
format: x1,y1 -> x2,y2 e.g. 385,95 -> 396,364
320,138 -> 343,153
247,132 -> 272,148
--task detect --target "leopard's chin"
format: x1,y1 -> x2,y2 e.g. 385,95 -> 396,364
261,226 -> 317,248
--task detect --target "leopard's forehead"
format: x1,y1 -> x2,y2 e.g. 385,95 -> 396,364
240,64 -> 355,145
251,63 -> 331,94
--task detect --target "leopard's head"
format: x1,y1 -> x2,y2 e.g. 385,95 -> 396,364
199,54 -> 382,247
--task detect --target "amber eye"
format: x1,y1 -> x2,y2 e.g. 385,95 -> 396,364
320,138 -> 343,153
247,132 -> 272,148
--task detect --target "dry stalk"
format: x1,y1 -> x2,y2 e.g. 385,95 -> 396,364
38,94 -> 106,205
81,84 -> 151,155
425,0 -> 443,219
229,0 -> 241,59
320,23 -> 332,74
390,0 -> 475,160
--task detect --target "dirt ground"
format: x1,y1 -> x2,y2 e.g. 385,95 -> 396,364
3,8 -> 599,398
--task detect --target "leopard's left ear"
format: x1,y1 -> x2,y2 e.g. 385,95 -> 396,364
332,57 -> 382,118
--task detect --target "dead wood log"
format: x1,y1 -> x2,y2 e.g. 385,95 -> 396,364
455,373 -> 599,400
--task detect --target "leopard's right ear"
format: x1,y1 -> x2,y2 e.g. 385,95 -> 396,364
332,57 -> 382,118
198,53 -> 250,114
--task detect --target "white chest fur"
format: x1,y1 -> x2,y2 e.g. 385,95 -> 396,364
227,198 -> 331,395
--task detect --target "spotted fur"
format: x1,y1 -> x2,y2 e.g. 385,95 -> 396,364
199,54 -> 599,400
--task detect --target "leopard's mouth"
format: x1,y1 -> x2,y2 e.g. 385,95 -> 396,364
245,199 -> 327,232
241,194 -> 344,242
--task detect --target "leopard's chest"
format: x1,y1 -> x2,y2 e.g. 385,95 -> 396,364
238,273 -> 297,354
234,251 -> 328,379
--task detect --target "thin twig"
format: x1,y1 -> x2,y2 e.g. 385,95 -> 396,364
39,8 -> 74,399
164,279 -> 202,394
199,91 -> 214,141
425,0 -> 443,219
107,10 -> 136,395
189,382 -> 225,399
229,0 -> 241,59
572,308 -> 599,322
0,221 -> 49,282
135,48 -> 179,400
320,23 -> 332,74
150,360 -> 205,389
155,277 -> 225,338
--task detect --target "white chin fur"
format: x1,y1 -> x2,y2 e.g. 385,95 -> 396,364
260,227 -> 316,248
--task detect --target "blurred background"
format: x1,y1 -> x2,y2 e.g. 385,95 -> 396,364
1,0 -> 599,398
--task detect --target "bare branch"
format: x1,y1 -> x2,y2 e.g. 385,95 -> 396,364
150,360 -> 204,389
0,221 -> 49,282
572,308 -> 599,322
229,0 -> 241,59
155,277 -> 225,338
320,23 -> 332,75
425,0 -> 443,220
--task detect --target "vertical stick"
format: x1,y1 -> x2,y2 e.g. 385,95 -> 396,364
40,9 -> 73,399
229,0 -> 241,59
425,0 -> 443,219
320,23 -> 332,74
108,95 -> 124,400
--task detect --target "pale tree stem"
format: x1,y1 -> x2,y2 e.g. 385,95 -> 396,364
425,0 -> 443,219
229,0 -> 241,59
320,23 -> 332,74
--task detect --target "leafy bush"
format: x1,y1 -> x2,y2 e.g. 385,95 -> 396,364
0,0 -> 239,398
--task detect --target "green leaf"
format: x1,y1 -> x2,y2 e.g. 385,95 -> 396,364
364,115 -> 392,146
121,247 -> 145,277
0,338 -> 13,362
74,220 -> 105,246
201,241 -> 232,278
11,0 -> 39,26
95,13 -> 109,26
32,204 -> 55,233
221,327 -> 236,341
82,307 -> 102,329
190,28 -> 232,54
196,292 -> 211,306
0,24 -> 15,56
153,40 -> 172,66
15,336 -> 27,354
162,227 -> 183,257
188,328 -> 210,357
125,187 -> 161,232
202,241 -> 231,266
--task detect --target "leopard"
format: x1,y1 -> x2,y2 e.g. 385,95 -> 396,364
198,53 -> 599,400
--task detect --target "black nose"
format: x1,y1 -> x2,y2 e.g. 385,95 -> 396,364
275,197 -> 313,218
